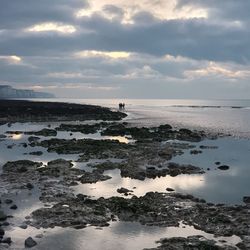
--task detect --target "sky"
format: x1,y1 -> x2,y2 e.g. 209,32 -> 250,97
0,0 -> 250,99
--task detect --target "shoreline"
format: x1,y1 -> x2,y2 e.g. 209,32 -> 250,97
0,99 -> 126,123
0,100 -> 249,249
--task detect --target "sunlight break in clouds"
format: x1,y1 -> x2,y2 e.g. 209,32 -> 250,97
75,50 -> 131,59
0,55 -> 22,63
76,0 -> 207,23
27,22 -> 76,34
185,62 -> 250,80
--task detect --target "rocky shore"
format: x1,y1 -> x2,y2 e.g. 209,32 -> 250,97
0,100 -> 126,122
0,100 -> 249,249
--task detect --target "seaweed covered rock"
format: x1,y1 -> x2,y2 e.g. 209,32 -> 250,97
56,122 -> 111,134
25,129 -> 57,137
144,236 -> 237,250
2,160 -> 43,173
0,100 -> 127,122
38,138 -> 131,155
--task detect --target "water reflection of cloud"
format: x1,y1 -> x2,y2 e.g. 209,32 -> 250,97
11,133 -> 23,140
11,221 -> 240,250
101,135 -> 135,144
74,171 -> 205,198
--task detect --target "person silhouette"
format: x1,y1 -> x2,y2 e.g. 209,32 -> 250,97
118,102 -> 125,110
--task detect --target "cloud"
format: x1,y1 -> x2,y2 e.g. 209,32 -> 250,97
1,13 -> 249,64
185,62 -> 250,80
27,22 -> 77,34
0,55 -> 22,64
77,0 -> 207,22
0,0 -> 87,29
75,50 -> 131,59
176,0 -> 250,23
0,0 -> 250,99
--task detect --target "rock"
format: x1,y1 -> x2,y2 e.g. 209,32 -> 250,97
10,204 -> 18,210
20,224 -> 28,229
200,145 -> 218,149
146,166 -> 156,171
1,222 -> 9,226
47,159 -> 73,169
28,136 -> 40,143
25,128 -> 57,137
5,199 -> 13,204
24,237 -> 37,248
190,150 -> 202,154
166,188 -> 175,192
158,124 -> 172,130
179,128 -> 192,134
2,160 -> 43,173
1,237 -> 11,244
56,123 -> 107,134
158,148 -> 175,160
243,196 -> 250,204
26,183 -> 34,190
236,242 -> 248,249
117,187 -> 133,194
145,235 -> 234,250
215,162 -> 221,165
6,131 -> 22,135
29,151 -> 43,156
0,100 -> 126,122
79,172 -> 112,184
35,234 -> 43,239
218,165 -> 230,170
38,159 -> 74,177
0,211 -> 7,221
0,228 -> 5,236
39,138 -> 129,155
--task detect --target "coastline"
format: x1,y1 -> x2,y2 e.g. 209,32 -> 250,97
0,99 -> 249,249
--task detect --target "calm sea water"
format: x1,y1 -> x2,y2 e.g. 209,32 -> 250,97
31,98 -> 250,138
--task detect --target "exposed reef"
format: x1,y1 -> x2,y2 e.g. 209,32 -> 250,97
0,100 -> 126,122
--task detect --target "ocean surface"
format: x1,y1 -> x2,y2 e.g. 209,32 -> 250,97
32,98 -> 250,138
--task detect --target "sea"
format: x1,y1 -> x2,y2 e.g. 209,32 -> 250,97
31,98 -> 250,138
1,98 -> 249,249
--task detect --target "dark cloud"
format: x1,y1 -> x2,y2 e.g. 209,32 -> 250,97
0,14 -> 249,64
102,5 -> 124,19
0,0 -> 87,29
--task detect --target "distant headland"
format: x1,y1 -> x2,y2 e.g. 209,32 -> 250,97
0,85 -> 54,99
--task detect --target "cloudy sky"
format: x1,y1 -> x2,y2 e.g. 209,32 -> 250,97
0,0 -> 250,99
